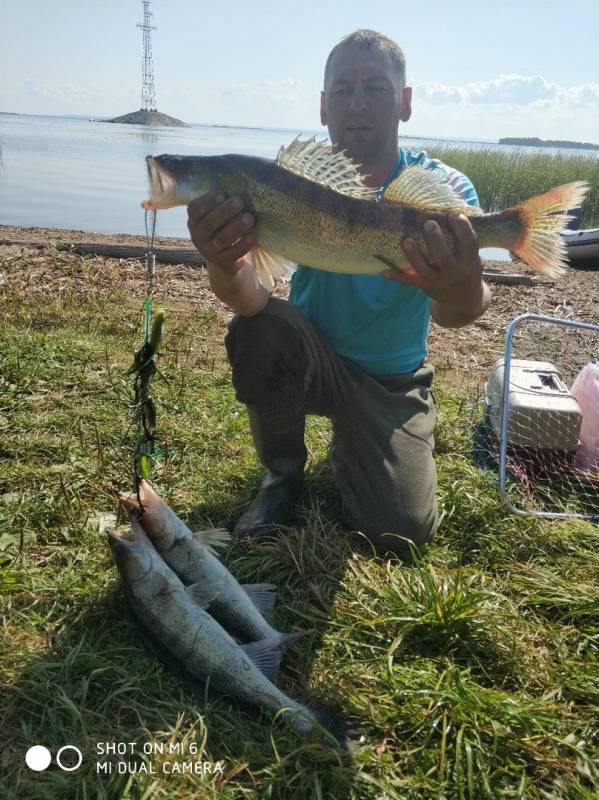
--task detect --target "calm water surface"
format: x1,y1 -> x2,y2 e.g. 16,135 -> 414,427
0,114 -> 299,238
1,113 -> 595,255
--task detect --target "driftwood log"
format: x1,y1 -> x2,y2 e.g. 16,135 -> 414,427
0,240 -> 206,267
0,239 -> 550,285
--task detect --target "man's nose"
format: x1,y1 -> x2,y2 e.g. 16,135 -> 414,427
348,84 -> 368,111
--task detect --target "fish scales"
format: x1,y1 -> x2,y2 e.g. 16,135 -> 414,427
121,481 -> 286,644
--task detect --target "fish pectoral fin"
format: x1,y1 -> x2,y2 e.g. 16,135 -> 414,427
374,255 -> 404,274
185,580 -> 223,608
250,246 -> 296,291
192,527 -> 231,553
241,583 -> 277,616
383,166 -> 482,216
241,638 -> 283,683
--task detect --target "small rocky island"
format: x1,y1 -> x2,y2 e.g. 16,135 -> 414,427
108,109 -> 185,127
499,137 -> 599,151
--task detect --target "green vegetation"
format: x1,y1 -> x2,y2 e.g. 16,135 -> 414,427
1,250 -> 599,800
426,146 -> 599,229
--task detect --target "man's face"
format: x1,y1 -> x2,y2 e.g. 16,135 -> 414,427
321,44 -> 411,163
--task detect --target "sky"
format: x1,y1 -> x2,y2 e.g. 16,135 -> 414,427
1,0 -> 598,142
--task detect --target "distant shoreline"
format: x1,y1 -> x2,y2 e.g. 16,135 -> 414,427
499,136 -> 599,151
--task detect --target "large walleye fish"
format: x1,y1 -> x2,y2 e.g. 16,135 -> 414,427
142,137 -> 589,289
121,481 -> 286,643
107,515 -> 324,736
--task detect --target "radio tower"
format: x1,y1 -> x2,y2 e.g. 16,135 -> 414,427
108,0 -> 184,125
138,1 -> 157,111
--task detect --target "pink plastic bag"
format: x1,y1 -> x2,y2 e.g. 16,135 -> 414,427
570,362 -> 599,476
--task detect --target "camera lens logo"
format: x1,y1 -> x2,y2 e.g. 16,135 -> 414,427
25,746 -> 51,772
25,745 -> 83,772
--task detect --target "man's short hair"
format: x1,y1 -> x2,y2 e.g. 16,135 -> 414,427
324,30 -> 406,89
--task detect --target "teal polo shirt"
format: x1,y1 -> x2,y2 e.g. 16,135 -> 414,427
288,148 -> 480,375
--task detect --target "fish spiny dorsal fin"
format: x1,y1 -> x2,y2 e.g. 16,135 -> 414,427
277,136 -> 378,200
383,165 -> 482,216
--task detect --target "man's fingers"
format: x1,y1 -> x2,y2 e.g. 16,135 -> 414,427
402,237 -> 436,282
210,212 -> 254,250
217,235 -> 255,268
187,190 -> 226,219
422,220 -> 452,268
189,196 -> 245,241
449,213 -> 479,260
187,190 -> 256,262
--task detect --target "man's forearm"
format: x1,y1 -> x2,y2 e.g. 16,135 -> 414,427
430,280 -> 491,328
207,260 -> 269,316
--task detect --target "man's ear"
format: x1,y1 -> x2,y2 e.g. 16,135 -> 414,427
400,86 -> 412,122
320,91 -> 328,126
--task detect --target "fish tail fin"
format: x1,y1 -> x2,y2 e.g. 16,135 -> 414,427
311,708 -> 365,752
511,181 -> 588,278
275,630 -> 307,650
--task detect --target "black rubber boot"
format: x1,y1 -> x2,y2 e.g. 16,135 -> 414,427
233,405 -> 307,540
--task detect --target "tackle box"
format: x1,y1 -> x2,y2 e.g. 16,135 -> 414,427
484,358 -> 582,450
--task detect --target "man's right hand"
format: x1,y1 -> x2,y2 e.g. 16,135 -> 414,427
187,191 -> 256,274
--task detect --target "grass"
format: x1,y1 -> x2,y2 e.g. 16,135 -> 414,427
1,249 -> 599,800
425,146 -> 599,228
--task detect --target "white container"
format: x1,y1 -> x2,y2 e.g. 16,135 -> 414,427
570,363 -> 599,474
484,358 -> 582,450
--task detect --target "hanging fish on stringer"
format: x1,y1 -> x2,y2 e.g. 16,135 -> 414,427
127,208 -> 167,487
128,304 -> 166,482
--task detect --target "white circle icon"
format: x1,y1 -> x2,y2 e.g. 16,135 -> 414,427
56,745 -> 83,772
25,745 -> 52,771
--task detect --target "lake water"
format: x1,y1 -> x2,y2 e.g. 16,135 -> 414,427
1,113 -> 596,257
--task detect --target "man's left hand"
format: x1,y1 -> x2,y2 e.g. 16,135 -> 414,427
383,213 -> 484,308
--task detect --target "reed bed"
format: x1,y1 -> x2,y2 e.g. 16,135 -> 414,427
425,146 -> 599,228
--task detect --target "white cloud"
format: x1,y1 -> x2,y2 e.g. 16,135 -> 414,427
0,78 -> 137,116
410,74 -> 599,142
416,74 -> 599,108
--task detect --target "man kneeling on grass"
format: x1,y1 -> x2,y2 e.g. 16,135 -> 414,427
187,29 -> 491,555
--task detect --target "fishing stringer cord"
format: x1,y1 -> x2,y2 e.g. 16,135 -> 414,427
132,209 -> 158,502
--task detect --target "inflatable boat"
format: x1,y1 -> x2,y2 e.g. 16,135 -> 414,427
562,228 -> 599,269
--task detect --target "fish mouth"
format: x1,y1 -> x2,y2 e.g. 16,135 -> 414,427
120,491 -> 141,513
142,155 -> 178,210
106,526 -> 138,560
107,527 -> 135,543
107,507 -> 143,544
